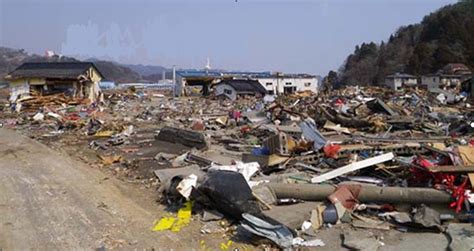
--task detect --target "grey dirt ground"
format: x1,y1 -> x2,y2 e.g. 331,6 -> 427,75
0,128 -> 234,250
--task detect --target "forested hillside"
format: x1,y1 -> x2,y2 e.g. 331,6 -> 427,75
339,0 -> 474,86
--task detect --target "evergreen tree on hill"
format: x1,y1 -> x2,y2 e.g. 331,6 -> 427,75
339,0 -> 474,86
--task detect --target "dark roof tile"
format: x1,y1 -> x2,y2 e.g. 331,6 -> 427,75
8,62 -> 103,79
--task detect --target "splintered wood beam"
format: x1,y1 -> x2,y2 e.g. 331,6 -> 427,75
311,152 -> 395,183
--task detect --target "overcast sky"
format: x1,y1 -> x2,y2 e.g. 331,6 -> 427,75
0,0 -> 456,75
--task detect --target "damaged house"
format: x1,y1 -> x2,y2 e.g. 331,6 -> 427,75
421,63 -> 472,90
5,62 -> 104,103
214,79 -> 267,100
384,73 -> 418,90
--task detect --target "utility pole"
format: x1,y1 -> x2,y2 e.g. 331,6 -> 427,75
172,65 -> 177,97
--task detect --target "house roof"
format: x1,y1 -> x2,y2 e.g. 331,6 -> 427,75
6,62 -> 104,80
217,79 -> 267,94
443,63 -> 471,75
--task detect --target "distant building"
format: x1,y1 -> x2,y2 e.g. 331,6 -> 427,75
176,69 -> 270,96
421,74 -> 464,89
176,70 -> 224,96
5,62 -> 103,103
214,79 -> 267,100
176,70 -> 318,96
421,63 -> 472,89
256,73 -> 319,95
117,80 -> 176,95
99,80 -> 116,89
384,73 -> 417,90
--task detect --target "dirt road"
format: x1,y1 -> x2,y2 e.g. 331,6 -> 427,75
0,128 -> 190,250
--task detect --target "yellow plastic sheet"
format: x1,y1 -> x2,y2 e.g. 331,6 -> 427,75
152,217 -> 175,231
171,201 -> 193,232
152,201 -> 193,232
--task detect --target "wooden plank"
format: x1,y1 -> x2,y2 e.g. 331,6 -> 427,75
429,165 -> 474,173
311,152 -> 395,183
457,146 -> 474,186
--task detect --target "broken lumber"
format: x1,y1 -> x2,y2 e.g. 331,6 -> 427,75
319,105 -> 372,128
311,152 -> 395,183
155,126 -> 208,149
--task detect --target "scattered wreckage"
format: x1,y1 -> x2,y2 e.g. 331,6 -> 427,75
1,85 -> 474,249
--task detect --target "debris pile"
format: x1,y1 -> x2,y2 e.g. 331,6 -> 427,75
153,87 -> 474,249
2,86 -> 474,249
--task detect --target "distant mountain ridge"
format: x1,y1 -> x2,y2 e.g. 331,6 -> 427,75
0,47 -> 168,83
124,64 -> 167,77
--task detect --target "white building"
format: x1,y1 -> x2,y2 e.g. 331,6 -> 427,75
256,74 -> 319,95
421,74 -> 464,90
384,73 -> 418,90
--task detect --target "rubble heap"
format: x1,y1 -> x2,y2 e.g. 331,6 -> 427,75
2,86 -> 474,249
